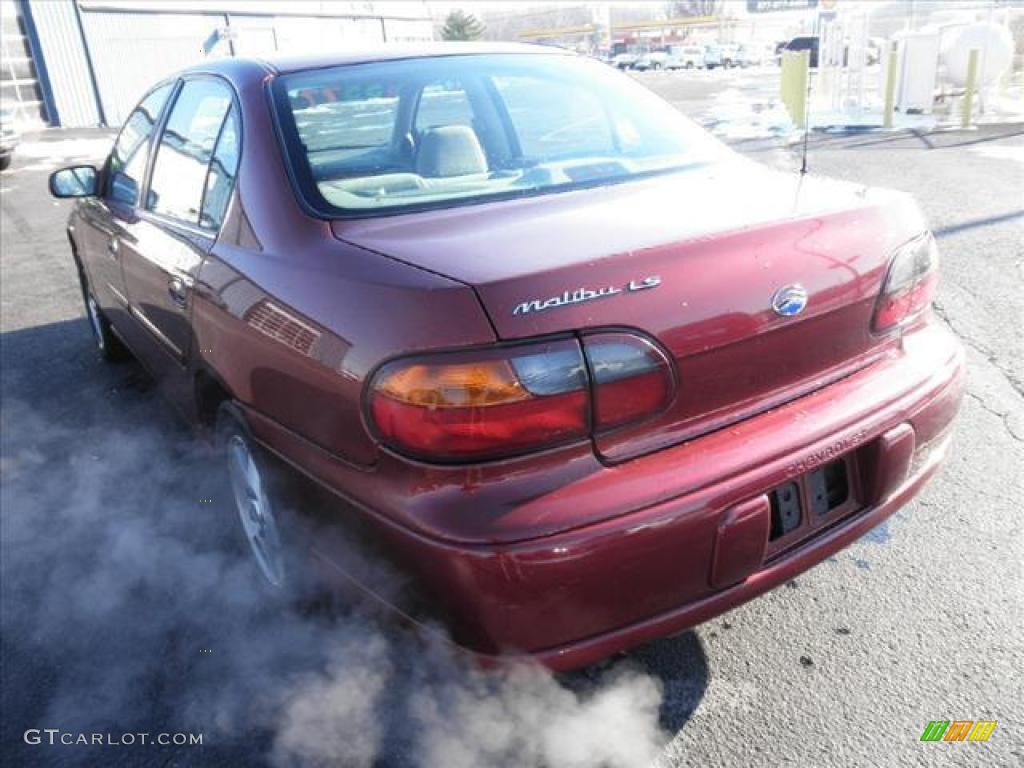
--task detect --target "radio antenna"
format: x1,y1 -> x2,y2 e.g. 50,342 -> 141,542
800,58 -> 813,175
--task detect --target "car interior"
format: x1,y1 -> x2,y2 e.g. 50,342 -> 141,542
283,66 -> 706,211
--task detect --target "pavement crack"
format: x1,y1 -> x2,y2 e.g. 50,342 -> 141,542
933,300 -> 1024,400
964,391 -> 1024,442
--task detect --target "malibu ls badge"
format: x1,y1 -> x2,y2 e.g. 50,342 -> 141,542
771,284 -> 808,317
513,276 -> 661,316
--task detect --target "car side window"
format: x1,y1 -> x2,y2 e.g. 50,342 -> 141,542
199,105 -> 240,231
147,79 -> 232,226
106,83 -> 173,205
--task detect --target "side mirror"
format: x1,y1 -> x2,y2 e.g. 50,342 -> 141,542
49,165 -> 98,198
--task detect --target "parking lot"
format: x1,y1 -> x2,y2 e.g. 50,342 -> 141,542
2,69 -> 1022,767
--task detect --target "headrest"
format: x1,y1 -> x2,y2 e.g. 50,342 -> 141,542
415,125 -> 488,178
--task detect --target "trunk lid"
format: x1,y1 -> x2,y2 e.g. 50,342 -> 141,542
333,160 -> 926,461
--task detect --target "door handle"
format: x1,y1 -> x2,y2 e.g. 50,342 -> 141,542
107,238 -> 119,258
168,277 -> 188,308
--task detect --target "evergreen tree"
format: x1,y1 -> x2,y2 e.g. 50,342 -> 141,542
441,10 -> 486,41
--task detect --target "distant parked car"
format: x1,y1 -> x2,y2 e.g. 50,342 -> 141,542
704,45 -> 723,69
612,52 -> 638,70
668,45 -> 704,69
633,54 -> 653,71
633,52 -> 668,71
0,106 -> 19,171
718,43 -> 741,68
735,45 -> 763,68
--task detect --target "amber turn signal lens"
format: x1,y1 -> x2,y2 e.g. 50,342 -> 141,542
375,360 -> 530,408
368,335 -> 676,462
368,339 -> 589,461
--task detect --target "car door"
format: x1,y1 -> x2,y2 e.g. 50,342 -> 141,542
118,77 -> 238,378
76,83 -> 173,328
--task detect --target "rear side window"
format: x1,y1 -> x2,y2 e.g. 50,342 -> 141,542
106,84 -> 172,205
147,79 -> 232,226
199,105 -> 240,231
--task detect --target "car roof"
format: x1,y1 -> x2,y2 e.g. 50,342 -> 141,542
183,42 -> 569,81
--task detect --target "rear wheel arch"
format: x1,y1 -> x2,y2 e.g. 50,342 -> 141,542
195,368 -> 235,430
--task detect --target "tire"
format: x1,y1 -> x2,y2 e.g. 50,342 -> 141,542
76,263 -> 130,362
0,153 -> 11,171
216,402 -> 299,592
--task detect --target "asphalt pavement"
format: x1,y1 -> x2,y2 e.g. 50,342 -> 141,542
1,70 -> 1022,768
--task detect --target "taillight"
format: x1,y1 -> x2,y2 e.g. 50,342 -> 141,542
368,332 -> 677,462
369,339 -> 588,461
872,232 -> 939,333
583,332 -> 674,431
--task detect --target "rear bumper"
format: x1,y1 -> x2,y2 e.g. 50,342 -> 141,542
500,427 -> 953,671
303,322 -> 965,670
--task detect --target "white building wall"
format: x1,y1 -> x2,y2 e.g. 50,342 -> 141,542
29,1 -> 433,127
79,9 -> 227,125
29,0 -> 100,126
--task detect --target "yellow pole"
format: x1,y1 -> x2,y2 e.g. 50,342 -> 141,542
883,43 -> 898,129
961,48 -> 979,129
792,50 -> 809,129
781,50 -> 806,127
787,52 -> 797,117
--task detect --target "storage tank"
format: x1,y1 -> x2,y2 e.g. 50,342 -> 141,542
940,22 -> 1014,87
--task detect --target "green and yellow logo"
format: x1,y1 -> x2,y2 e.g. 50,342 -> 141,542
920,720 -> 997,742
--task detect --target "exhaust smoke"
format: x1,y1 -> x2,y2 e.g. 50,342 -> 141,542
1,396 -> 673,767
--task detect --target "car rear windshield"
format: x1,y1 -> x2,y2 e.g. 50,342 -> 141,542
272,52 -> 729,215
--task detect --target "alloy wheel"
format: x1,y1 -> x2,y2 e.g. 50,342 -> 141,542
227,433 -> 285,588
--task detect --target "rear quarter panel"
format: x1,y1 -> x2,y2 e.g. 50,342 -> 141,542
190,64 -> 494,467
193,240 -> 493,467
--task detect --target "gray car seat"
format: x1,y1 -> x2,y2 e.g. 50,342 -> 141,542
415,125 -> 488,178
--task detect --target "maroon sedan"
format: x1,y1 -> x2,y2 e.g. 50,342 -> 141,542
50,44 -> 964,671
